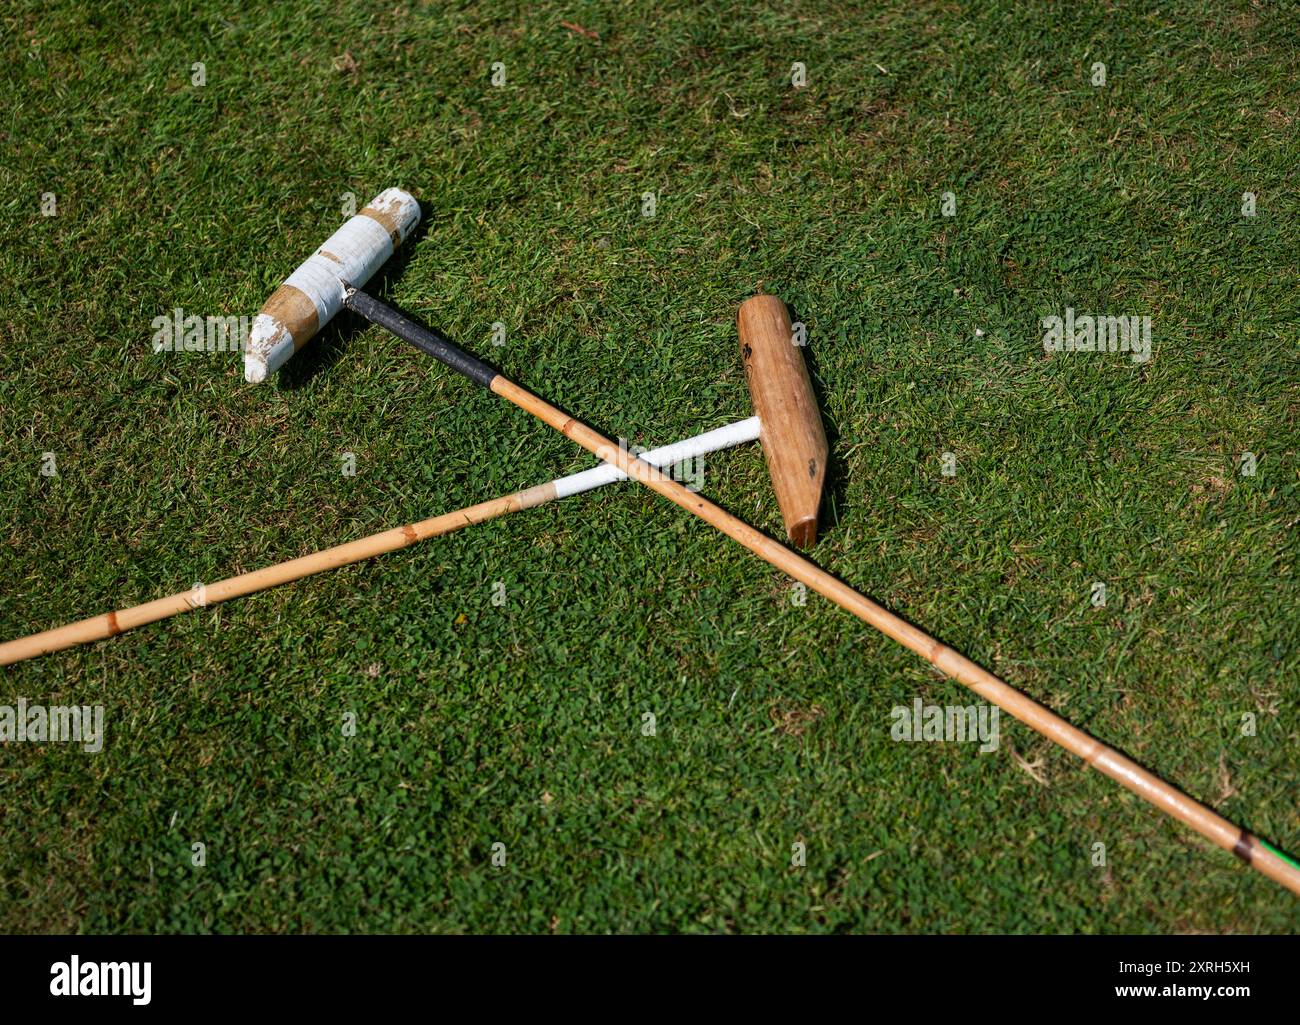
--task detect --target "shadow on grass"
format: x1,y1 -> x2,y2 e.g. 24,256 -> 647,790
784,298 -> 849,542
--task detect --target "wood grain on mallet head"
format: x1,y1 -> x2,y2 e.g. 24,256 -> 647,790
738,294 -> 828,548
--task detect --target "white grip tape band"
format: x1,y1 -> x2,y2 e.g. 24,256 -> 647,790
552,416 -> 761,498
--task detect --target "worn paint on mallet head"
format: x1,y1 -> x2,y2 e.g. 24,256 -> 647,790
244,188 -> 421,384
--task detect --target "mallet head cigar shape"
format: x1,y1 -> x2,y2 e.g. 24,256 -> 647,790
244,188 -> 421,384
737,295 -> 828,547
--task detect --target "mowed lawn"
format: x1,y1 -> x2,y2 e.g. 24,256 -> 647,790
1,1 -> 1297,932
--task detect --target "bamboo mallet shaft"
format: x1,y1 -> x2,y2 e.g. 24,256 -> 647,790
346,288 -> 1300,897
0,419 -> 760,667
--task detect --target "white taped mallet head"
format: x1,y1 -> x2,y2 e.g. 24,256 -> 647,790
244,188 -> 421,384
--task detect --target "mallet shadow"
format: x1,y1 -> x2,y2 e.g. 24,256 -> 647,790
783,300 -> 849,541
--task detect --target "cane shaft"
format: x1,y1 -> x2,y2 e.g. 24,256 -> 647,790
0,489 -> 548,666
339,290 -> 1300,894
0,417 -> 760,667
475,382 -> 1298,895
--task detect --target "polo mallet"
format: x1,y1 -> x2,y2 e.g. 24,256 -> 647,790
0,418 -> 759,664
330,292 -> 1300,896
241,188 -> 1296,896
16,188 -> 1300,896
0,189 -> 763,662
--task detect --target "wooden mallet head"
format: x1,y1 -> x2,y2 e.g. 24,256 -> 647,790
737,295 -> 829,549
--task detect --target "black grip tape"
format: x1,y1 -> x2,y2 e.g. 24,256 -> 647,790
345,289 -> 498,389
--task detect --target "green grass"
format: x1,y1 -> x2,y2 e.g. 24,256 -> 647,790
1,0 -> 1298,933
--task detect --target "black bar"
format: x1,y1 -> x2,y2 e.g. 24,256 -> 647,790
0,934 -> 1295,1013
344,288 -> 499,389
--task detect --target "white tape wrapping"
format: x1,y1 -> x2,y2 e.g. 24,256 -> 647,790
552,416 -> 762,498
283,214 -> 395,327
245,188 -> 421,383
